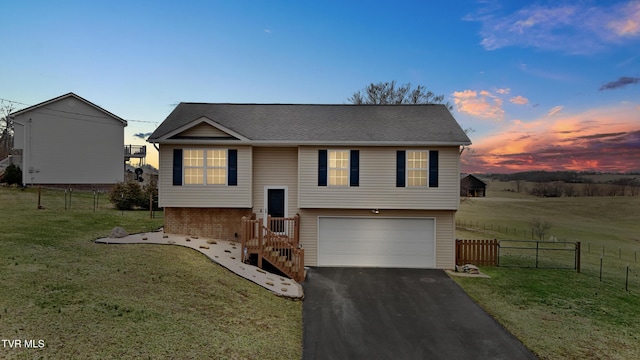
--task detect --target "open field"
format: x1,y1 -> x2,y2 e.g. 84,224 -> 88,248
0,187 -> 302,359
454,181 -> 640,359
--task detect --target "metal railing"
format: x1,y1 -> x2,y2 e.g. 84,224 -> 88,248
124,145 -> 146,157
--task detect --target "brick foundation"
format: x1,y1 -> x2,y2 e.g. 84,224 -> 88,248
164,207 -> 252,241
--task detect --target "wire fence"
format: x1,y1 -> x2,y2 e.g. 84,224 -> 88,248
456,217 -> 640,293
497,240 -> 579,270
31,187 -> 160,218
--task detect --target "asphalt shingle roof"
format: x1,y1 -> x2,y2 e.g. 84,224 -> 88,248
148,103 -> 471,145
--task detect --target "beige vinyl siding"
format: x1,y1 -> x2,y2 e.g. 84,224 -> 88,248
158,145 -> 251,207
175,121 -> 234,138
251,147 -> 299,217
299,146 -> 461,210
298,208 -> 455,268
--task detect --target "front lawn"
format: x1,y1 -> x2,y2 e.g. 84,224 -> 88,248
0,187 -> 302,359
455,182 -> 640,359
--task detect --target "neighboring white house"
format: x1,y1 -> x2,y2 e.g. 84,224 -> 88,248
11,93 -> 127,187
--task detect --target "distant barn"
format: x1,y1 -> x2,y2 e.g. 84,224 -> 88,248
460,174 -> 487,197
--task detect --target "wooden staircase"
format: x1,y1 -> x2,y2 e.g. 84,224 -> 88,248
241,214 -> 305,282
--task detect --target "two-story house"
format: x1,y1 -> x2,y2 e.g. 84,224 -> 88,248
10,93 -> 127,188
148,103 -> 471,277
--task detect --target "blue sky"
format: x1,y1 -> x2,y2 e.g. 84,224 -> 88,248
2,0 -> 639,173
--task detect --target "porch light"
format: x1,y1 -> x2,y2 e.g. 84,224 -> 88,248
371,209 -> 380,214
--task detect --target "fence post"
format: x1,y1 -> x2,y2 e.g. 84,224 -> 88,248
626,265 -> 629,291
576,241 -> 581,273
599,257 -> 603,281
496,239 -> 500,267
535,241 -> 539,268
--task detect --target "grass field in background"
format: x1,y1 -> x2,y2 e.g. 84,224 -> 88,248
454,181 -> 640,359
0,187 -> 302,359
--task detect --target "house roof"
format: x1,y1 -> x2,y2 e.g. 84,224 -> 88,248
10,92 -> 127,126
148,103 -> 472,146
461,174 -> 487,186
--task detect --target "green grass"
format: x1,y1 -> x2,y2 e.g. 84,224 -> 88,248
0,187 -> 302,359
454,182 -> 640,359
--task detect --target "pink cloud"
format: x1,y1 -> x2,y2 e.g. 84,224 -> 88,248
468,2 -> 640,54
607,2 -> 640,36
454,88 -> 531,120
462,104 -> 640,173
546,106 -> 563,117
510,96 -> 528,105
453,89 -> 505,120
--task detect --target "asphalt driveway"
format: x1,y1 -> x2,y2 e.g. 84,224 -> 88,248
302,268 -> 537,360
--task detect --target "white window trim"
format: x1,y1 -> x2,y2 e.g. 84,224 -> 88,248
263,186 -> 289,235
183,148 -> 228,186
406,150 -> 429,188
328,149 -> 350,187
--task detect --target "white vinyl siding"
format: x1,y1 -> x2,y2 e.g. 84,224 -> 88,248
175,120 -> 234,138
12,96 -> 124,185
158,145 -> 251,207
252,147 -> 299,217
298,146 -> 460,210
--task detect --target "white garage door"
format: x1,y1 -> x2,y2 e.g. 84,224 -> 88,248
318,217 -> 435,268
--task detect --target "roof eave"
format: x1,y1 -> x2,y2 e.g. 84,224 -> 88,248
147,139 -> 472,147
9,92 -> 128,126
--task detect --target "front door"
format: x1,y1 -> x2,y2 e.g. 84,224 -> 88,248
267,188 -> 286,232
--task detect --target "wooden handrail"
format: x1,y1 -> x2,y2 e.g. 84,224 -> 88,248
241,213 -> 304,281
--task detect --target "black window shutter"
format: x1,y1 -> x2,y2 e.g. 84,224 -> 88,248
350,150 -> 359,187
318,150 -> 327,186
172,149 -> 183,186
429,150 -> 439,187
228,149 -> 238,186
396,150 -> 406,187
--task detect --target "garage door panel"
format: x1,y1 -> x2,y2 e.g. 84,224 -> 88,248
318,217 -> 435,268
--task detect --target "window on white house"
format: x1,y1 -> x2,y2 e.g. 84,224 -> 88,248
407,151 -> 428,187
206,149 -> 227,185
184,149 -> 227,185
328,150 -> 349,186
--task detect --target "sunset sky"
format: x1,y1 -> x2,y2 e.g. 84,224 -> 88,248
1,0 -> 639,174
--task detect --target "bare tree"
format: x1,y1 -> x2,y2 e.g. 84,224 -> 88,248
629,179 -> 639,196
0,102 -> 16,160
531,217 -> 552,240
564,183 -> 576,197
612,177 -> 634,196
348,81 -> 453,110
583,181 -> 601,197
512,179 -> 526,193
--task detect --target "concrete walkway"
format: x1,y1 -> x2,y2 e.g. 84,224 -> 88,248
95,229 -> 303,299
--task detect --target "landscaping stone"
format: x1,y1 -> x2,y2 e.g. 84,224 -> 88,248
110,227 -> 128,238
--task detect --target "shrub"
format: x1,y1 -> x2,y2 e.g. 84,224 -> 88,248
2,164 -> 22,186
109,181 -> 144,210
139,178 -> 160,210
